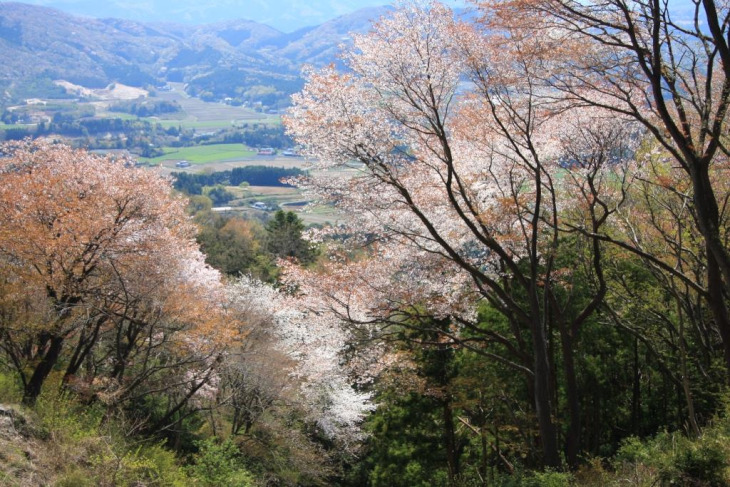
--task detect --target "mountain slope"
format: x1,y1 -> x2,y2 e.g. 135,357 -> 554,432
11,0 -> 390,33
277,6 -> 391,65
0,2 -> 389,104
0,3 -> 178,87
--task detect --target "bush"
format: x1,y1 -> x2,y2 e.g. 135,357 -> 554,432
0,370 -> 22,403
34,390 -> 104,443
613,426 -> 730,486
187,438 -> 256,486
672,441 -> 728,486
93,442 -> 188,486
524,470 -> 574,487
491,469 -> 574,487
30,390 -> 192,486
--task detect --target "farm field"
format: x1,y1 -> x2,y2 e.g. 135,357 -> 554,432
156,153 -> 308,172
238,167 -> 355,225
157,154 -> 353,226
219,184 -> 345,226
96,112 -> 138,121
69,83 -> 278,129
231,185 -> 303,212
3,82 -> 280,135
149,83 -> 280,128
2,84 -> 341,225
141,144 -> 257,164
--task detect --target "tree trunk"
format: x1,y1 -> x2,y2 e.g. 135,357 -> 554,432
560,328 -> 580,468
481,422 -> 489,486
692,166 -> 730,380
63,316 -> 104,384
531,317 -> 561,468
443,397 -> 460,485
707,250 -> 730,378
631,337 -> 641,434
23,335 -> 64,405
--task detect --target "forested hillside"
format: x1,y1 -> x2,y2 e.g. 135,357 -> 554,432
3,1 -> 730,486
0,2 -> 386,107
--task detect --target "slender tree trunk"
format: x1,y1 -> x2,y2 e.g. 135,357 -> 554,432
692,167 -> 730,381
560,328 -> 580,468
150,363 -> 219,432
631,337 -> 641,435
443,397 -> 460,486
694,168 -> 730,297
674,288 -> 701,438
480,423 -> 488,486
707,250 -> 730,378
23,335 -> 64,405
531,316 -> 561,468
63,316 -> 104,384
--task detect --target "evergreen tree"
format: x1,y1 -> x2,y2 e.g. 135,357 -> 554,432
265,210 -> 317,264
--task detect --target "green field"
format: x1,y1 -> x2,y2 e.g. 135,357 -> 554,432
92,113 -> 278,130
142,144 -> 256,164
0,123 -> 34,130
149,83 -> 282,128
151,119 -> 263,130
97,112 -> 138,121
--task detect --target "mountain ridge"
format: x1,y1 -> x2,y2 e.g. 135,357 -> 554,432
0,2 -> 389,105
5,0 -> 394,33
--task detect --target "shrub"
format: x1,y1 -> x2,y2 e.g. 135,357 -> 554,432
187,438 -> 256,486
29,390 -> 192,486
613,425 -> 730,486
0,370 -> 21,403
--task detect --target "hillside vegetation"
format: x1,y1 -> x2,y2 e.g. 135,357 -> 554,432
5,0 -> 730,486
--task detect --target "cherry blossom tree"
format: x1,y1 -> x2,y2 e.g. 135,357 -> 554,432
0,140 -> 226,407
480,0 -> 730,376
285,1 -> 641,467
225,276 -> 375,449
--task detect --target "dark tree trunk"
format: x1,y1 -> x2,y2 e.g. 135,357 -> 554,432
560,329 -> 580,468
23,335 -> 64,405
692,166 -> 730,381
631,337 -> 641,434
443,397 -> 460,485
531,317 -> 561,468
707,250 -> 730,377
63,316 -> 105,384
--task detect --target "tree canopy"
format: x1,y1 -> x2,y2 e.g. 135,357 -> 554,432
283,0 -> 730,473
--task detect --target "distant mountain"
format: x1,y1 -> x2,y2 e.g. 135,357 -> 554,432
0,2 -> 390,106
277,6 -> 391,65
10,0 -> 393,33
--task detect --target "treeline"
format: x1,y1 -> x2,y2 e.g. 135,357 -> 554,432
2,102 -> 94,124
223,124 -> 294,149
36,116 -> 153,137
0,76 -> 74,106
172,166 -> 305,194
1,117 -> 158,142
109,99 -> 182,117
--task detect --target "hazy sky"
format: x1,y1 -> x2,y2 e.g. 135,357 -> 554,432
9,0 -> 468,32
